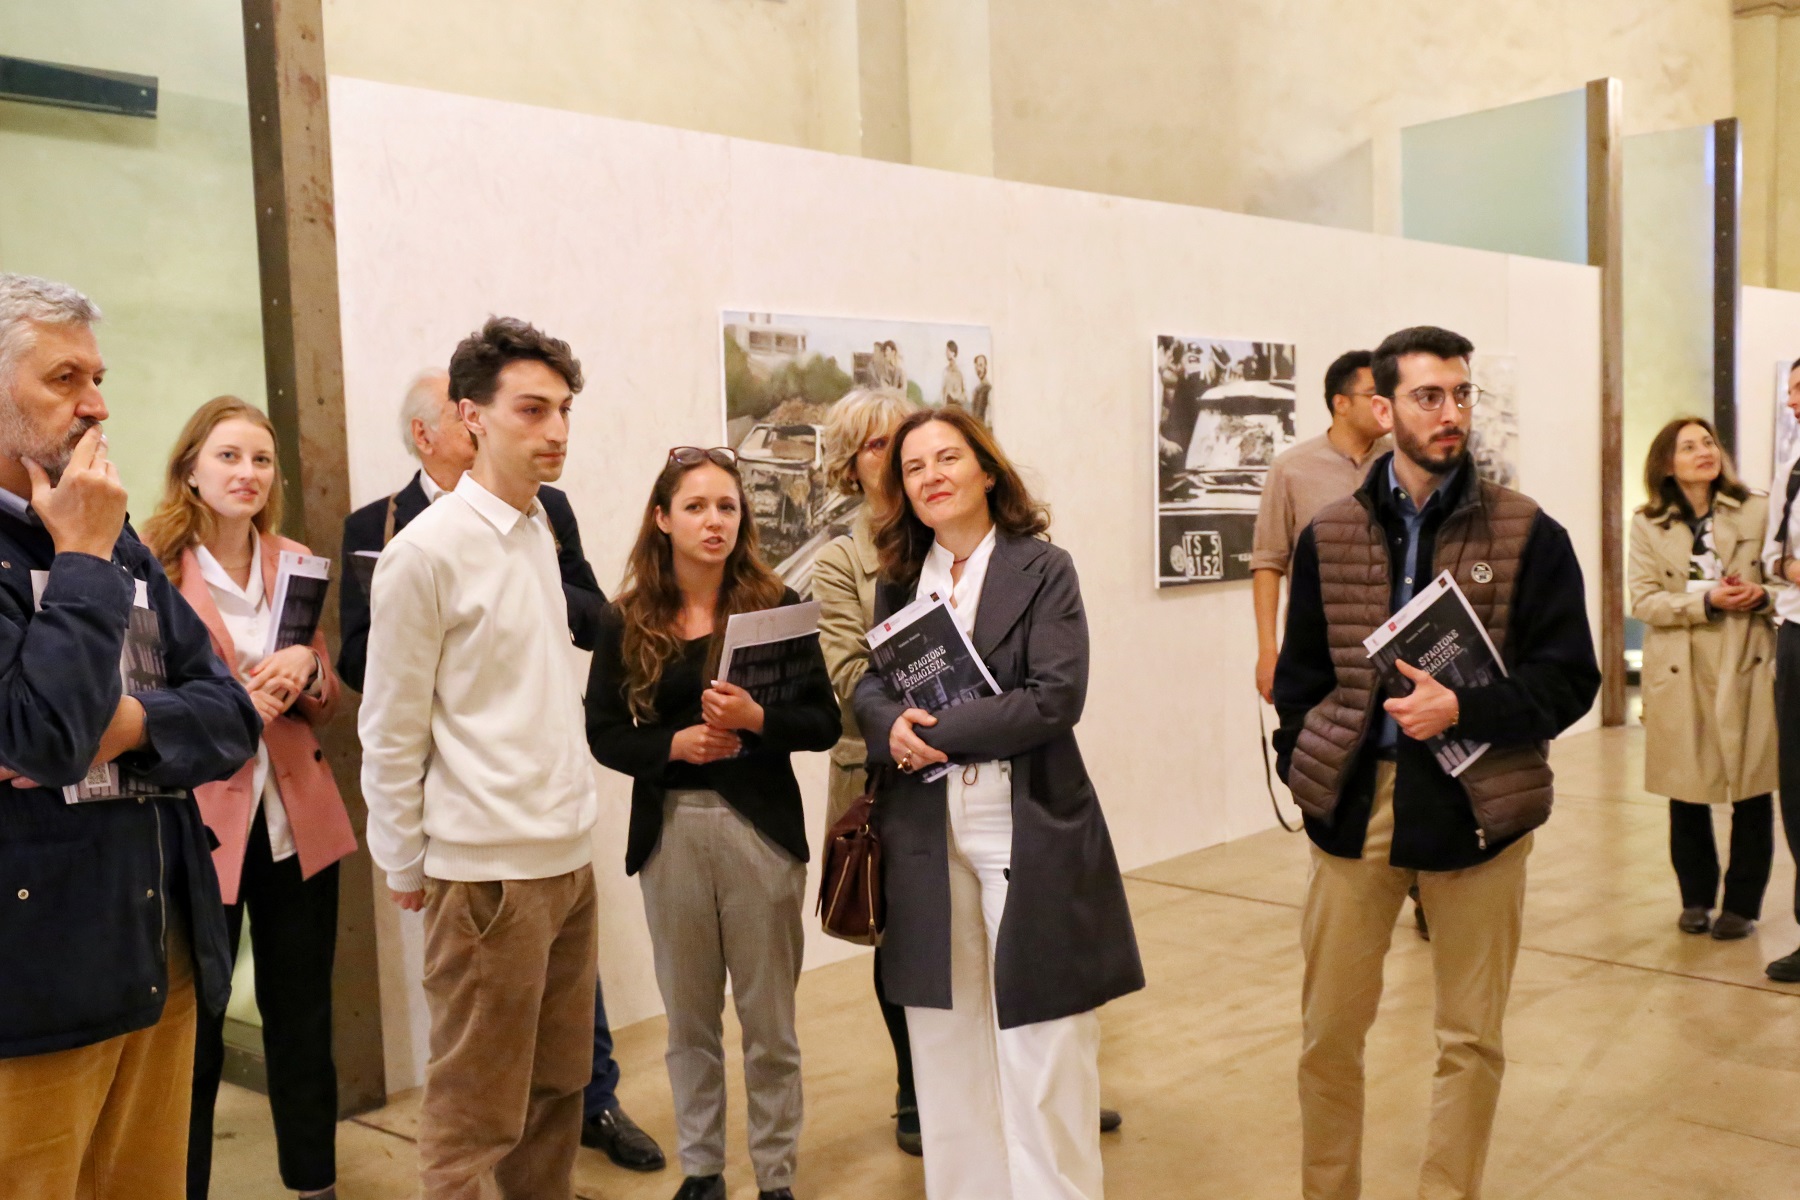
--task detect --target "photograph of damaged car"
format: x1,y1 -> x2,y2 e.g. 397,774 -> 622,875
721,311 -> 994,594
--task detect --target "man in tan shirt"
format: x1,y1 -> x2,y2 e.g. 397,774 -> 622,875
1252,351 -> 1387,701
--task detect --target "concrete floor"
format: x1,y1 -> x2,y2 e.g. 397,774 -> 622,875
210,727 -> 1800,1199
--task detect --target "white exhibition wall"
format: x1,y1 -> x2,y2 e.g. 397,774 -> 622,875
1735,286 -> 1800,488
328,77 -> 1604,1093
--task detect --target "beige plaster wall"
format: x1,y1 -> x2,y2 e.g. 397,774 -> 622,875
986,0 -> 1735,232
320,1 -> 1737,235
1736,7 -> 1800,289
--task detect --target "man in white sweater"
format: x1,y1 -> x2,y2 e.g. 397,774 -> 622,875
360,317 -> 598,1200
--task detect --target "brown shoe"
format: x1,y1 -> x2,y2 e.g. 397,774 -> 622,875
1678,907 -> 1711,935
1710,912 -> 1755,941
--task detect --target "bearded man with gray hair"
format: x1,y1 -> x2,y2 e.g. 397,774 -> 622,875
0,273 -> 259,1198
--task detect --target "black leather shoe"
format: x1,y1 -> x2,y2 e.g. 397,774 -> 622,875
1766,946 -> 1800,982
673,1176 -> 726,1200
582,1106 -> 667,1171
759,1191 -> 797,1200
1711,912 -> 1755,940
1678,907 -> 1712,935
894,1090 -> 922,1156
1100,1107 -> 1122,1133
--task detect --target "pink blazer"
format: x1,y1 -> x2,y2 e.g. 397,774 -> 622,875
177,537 -> 357,905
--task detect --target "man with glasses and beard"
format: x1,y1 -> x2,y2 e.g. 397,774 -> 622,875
0,273 -> 260,1198
1272,326 -> 1599,1200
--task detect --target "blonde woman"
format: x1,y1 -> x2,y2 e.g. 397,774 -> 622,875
813,387 -> 924,1152
1630,416 -> 1779,940
143,396 -> 354,1200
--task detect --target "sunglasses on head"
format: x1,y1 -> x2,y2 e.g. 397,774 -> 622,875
668,446 -> 738,469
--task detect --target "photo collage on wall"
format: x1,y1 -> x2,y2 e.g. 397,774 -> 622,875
1154,336 -> 1297,588
722,311 -> 994,596
1469,353 -> 1520,489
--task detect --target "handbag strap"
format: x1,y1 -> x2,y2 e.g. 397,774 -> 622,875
1258,703 -> 1302,834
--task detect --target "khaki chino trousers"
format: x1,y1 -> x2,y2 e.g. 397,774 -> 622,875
1299,762 -> 1531,1200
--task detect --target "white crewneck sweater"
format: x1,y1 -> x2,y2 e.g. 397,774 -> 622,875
359,474 -> 596,891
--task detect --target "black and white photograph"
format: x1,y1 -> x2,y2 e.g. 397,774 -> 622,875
722,311 -> 996,594
1154,334 -> 1297,588
1470,354 -> 1520,488
1775,359 -> 1799,470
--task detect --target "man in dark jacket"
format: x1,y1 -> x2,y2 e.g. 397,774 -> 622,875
337,367 -> 607,691
337,366 -> 661,1172
1273,326 -> 1599,1200
0,274 -> 260,1198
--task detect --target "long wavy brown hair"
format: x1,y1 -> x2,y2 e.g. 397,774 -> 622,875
874,407 -> 1050,583
1640,415 -> 1749,522
142,396 -> 284,584
614,455 -> 786,722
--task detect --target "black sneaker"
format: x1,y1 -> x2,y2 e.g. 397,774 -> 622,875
673,1176 -> 726,1200
1100,1107 -> 1122,1133
1767,946 -> 1800,983
582,1106 -> 666,1171
1710,912 -> 1755,941
1678,907 -> 1712,935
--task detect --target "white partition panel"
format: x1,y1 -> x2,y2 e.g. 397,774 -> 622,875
1736,287 -> 1800,489
329,77 -> 1604,1093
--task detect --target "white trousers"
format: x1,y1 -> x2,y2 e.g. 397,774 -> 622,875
906,762 -> 1104,1200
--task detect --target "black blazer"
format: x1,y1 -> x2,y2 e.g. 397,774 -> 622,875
585,592 -> 841,875
337,472 -> 606,690
0,515 -> 260,1058
853,533 -> 1144,1029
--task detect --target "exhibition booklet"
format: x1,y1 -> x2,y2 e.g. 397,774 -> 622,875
32,572 -> 169,804
718,601 -> 824,754
865,592 -> 1002,783
1362,570 -> 1504,778
264,551 -> 332,657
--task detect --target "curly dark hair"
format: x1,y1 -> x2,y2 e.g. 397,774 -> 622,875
1371,326 -> 1474,398
874,407 -> 1050,584
447,316 -> 584,409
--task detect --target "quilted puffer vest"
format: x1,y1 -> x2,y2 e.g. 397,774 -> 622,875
1285,476 -> 1554,846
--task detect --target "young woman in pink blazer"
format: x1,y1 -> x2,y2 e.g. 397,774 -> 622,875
144,396 -> 354,1200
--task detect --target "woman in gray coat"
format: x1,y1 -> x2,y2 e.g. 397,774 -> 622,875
854,408 -> 1142,1200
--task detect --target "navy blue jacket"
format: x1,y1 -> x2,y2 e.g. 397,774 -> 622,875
337,473 -> 606,691
0,509 -> 260,1058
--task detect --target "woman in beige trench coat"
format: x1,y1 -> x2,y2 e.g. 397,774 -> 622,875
1630,416 -> 1780,940
812,387 -> 923,1153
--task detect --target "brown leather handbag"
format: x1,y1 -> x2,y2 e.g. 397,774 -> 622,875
816,767 -> 885,945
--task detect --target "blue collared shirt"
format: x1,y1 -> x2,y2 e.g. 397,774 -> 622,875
0,486 -> 30,523
1378,459 -> 1444,750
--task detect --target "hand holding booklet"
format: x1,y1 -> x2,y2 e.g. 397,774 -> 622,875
716,601 -> 824,750
264,551 -> 331,657
1363,570 -> 1505,778
865,592 -> 1002,783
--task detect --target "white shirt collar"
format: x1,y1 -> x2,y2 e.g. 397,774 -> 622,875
195,528 -> 265,606
454,472 -> 541,535
419,468 -> 460,505
919,525 -> 998,634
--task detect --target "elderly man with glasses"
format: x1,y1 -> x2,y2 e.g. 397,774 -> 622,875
1271,325 -> 1600,1200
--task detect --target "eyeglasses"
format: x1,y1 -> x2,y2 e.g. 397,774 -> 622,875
859,435 -> 890,456
1398,384 -> 1483,412
668,446 -> 738,469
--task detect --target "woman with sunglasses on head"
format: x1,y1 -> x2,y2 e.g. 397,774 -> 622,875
141,397 -> 354,1200
810,387 -> 925,1152
853,408 -> 1143,1200
1630,416 -> 1780,940
586,446 -> 840,1200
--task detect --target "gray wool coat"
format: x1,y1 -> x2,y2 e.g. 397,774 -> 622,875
853,533 -> 1145,1029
